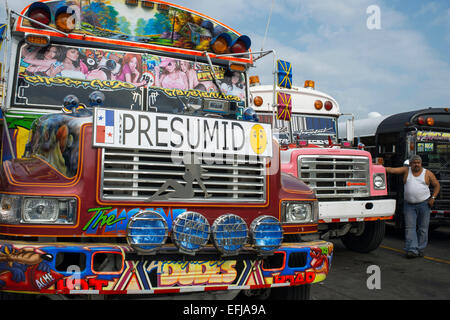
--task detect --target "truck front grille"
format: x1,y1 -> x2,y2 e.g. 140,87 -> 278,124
297,155 -> 370,199
100,149 -> 267,203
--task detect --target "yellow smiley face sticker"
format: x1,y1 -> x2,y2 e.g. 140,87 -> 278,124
250,124 -> 268,155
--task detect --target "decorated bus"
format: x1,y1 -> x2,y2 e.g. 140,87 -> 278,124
0,0 -> 332,300
249,72 -> 396,253
349,108 -> 450,230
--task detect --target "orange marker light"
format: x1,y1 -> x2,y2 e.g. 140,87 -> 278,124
25,34 -> 50,46
314,100 -> 323,110
426,117 -> 435,126
253,96 -> 263,107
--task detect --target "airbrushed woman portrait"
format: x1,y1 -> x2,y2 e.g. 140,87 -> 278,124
54,48 -> 89,79
116,53 -> 148,87
154,57 -> 188,90
21,45 -> 64,76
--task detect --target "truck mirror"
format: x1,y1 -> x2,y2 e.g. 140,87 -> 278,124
346,118 -> 354,143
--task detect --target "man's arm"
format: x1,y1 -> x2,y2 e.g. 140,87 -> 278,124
427,170 -> 440,207
385,166 -> 408,175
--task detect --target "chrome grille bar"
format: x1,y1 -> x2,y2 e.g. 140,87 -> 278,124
298,155 -> 370,198
101,149 -> 267,202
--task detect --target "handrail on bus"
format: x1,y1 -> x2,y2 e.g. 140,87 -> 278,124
10,10 -> 69,37
1,7 -> 16,159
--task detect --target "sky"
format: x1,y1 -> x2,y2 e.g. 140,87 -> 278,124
1,0 -> 449,120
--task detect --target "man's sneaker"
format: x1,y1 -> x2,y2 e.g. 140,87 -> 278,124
406,251 -> 418,259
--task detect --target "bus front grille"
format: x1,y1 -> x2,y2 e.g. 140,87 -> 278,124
100,149 -> 267,203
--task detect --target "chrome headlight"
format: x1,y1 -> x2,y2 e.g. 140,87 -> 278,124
282,201 -> 317,224
0,194 -> 76,225
373,173 -> 386,190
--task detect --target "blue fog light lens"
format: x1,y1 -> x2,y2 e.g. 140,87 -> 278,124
171,211 -> 210,255
212,214 -> 248,256
127,211 -> 168,253
250,216 -> 283,254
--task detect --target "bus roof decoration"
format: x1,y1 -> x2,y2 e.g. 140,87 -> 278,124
211,32 -> 232,54
54,6 -> 77,33
26,2 -> 51,29
16,0 -> 253,64
230,35 -> 251,54
276,92 -> 292,121
277,60 -> 292,89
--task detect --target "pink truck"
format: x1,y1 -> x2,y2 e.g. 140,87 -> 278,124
250,78 -> 396,252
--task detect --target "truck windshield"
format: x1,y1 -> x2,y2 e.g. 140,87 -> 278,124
15,43 -> 246,115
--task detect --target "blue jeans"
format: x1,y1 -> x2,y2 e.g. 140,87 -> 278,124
403,201 -> 430,254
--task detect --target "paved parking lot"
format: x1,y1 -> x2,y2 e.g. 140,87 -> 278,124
311,224 -> 450,300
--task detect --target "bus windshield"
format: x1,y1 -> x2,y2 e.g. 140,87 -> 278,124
260,114 -> 337,145
15,43 -> 246,115
417,141 -> 450,178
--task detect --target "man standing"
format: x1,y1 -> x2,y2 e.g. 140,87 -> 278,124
386,155 -> 440,258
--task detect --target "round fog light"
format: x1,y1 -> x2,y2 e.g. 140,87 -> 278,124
127,210 -> 168,254
250,216 -> 283,255
171,211 -> 210,255
212,214 -> 248,256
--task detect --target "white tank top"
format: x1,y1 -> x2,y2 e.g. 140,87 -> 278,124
404,168 -> 430,204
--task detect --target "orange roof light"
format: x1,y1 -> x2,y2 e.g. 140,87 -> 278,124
249,76 -> 260,86
426,117 -> 435,126
314,100 -> 323,110
304,80 -> 315,89
211,33 -> 231,54
55,8 -> 76,33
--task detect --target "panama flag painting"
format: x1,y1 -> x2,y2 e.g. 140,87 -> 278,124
96,109 -> 115,144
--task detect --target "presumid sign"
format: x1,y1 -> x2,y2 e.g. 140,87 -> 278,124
93,108 -> 273,157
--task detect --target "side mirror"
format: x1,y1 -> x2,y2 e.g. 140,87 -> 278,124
346,118 -> 354,144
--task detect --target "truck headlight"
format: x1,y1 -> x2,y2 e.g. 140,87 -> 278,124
373,173 -> 386,190
0,194 -> 76,225
282,201 -> 317,224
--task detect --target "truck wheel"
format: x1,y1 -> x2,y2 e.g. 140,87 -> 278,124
341,220 -> 385,253
269,284 -> 311,300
